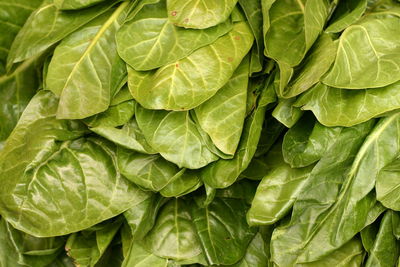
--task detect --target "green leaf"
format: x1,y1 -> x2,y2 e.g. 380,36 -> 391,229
128,21 -> 253,111
295,82 -> 400,127
83,100 -> 135,128
194,57 -> 249,155
191,197 -> 257,265
54,0 -> 108,10
117,0 -> 232,71
297,238 -> 364,267
0,56 -> 41,149
117,149 -> 181,191
270,119 -> 376,266
325,0 -> 368,33
230,233 -> 268,267
159,170 -> 202,197
279,34 -> 337,98
135,105 -> 218,169
263,0 -> 331,67
0,0 -> 42,74
238,0 -> 264,74
366,211 -> 400,267
46,2 -> 129,119
0,91 -> 150,236
272,98 -> 303,128
201,105 -> 266,188
65,219 -> 122,267
282,113 -> 342,168
0,218 -> 64,267
322,17 -> 400,89
361,221 -> 379,253
166,0 -> 238,29
124,194 -> 165,241
7,0 -> 115,67
122,240 -> 172,267
91,119 -> 157,154
376,157 -> 400,210
144,198 -> 203,261
247,143 -> 314,225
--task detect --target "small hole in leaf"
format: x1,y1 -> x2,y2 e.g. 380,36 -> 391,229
225,237 -> 231,240
171,11 -> 177,16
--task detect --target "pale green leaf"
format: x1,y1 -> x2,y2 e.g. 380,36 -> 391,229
166,0 -> 238,29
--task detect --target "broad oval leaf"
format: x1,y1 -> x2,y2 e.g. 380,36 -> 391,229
247,144 -> 314,226
117,0 -> 232,71
6,0 -> 115,68
0,91 -> 150,237
166,0 -> 238,29
144,198 -> 203,261
122,241 -> 172,267
194,57 -> 249,155
296,82 -> 400,127
322,17 -> 400,89
191,197 -> 257,265
135,105 -> 218,169
54,0 -> 107,10
46,2 -> 129,119
263,0 -> 331,67
128,21 -> 254,111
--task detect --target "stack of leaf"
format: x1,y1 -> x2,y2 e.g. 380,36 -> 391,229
0,0 -> 400,266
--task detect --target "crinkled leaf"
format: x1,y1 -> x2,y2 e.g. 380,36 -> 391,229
0,91 -> 150,236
